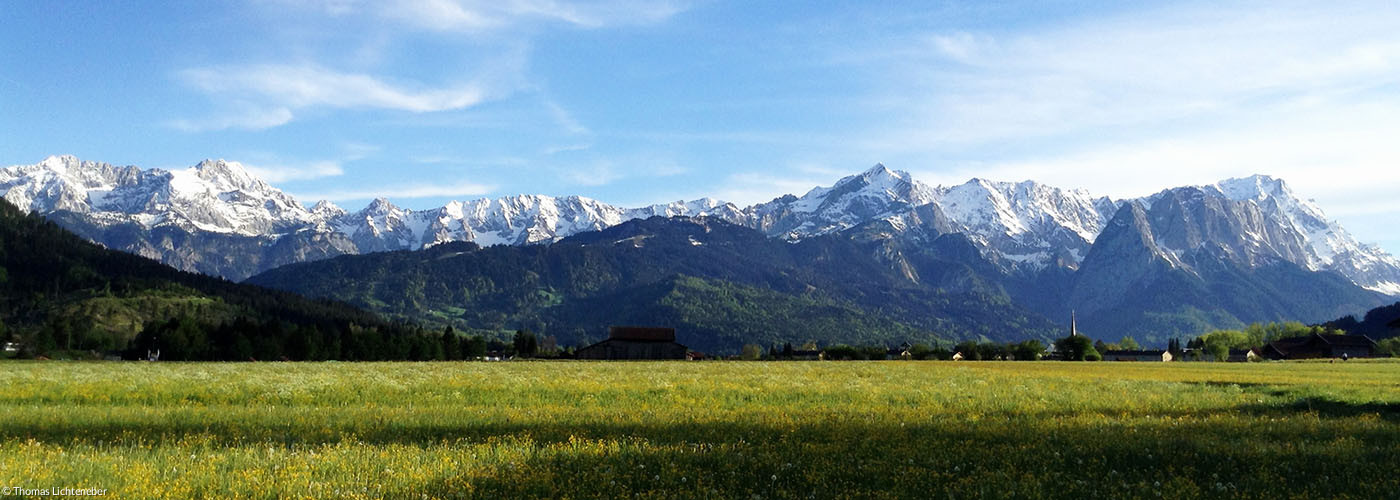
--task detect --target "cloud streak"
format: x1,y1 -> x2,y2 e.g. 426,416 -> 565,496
180,63 -> 487,117
168,105 -> 294,132
296,181 -> 496,202
374,0 -> 688,33
243,160 -> 345,183
840,2 -> 1400,150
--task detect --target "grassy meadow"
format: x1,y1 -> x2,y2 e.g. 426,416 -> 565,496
1,360 -> 1398,499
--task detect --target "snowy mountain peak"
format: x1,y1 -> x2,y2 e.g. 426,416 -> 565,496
928,177 -> 1117,270
1215,173 -> 1282,197
844,163 -> 915,190
192,159 -> 261,191
363,197 -> 402,215
856,162 -> 902,181
39,154 -> 81,172
310,200 -> 346,218
5,156 -> 1399,295
1181,174 -> 1399,294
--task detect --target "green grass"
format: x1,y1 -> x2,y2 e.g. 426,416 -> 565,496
1,360 -> 1397,499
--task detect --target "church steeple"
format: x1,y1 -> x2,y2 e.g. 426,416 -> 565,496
1070,310 -> 1078,337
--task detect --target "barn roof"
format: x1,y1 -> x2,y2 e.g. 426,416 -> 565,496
1102,350 -> 1168,356
1312,333 -> 1377,347
1263,333 -> 1376,357
608,326 -> 676,342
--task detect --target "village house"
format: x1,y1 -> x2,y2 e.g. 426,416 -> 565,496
790,350 -> 823,361
1101,349 -> 1173,362
885,342 -> 913,360
575,326 -> 688,360
1227,348 -> 1262,362
1259,333 -> 1378,360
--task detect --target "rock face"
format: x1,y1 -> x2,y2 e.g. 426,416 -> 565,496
3,155 -> 1398,315
1065,192 -> 1388,341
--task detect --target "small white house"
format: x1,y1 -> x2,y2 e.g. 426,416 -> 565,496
2,342 -> 18,353
1101,350 -> 1173,362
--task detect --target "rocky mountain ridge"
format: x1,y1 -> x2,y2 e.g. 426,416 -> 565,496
3,155 -> 1397,298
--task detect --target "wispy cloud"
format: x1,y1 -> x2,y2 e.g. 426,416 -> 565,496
373,0 -> 688,33
839,2 -> 1400,150
168,104 -> 294,132
296,180 -> 496,202
703,171 -> 834,206
177,0 -> 682,131
544,100 -> 589,135
816,1 -> 1400,247
243,160 -> 345,183
555,156 -> 690,188
340,142 -> 381,161
179,64 -> 487,124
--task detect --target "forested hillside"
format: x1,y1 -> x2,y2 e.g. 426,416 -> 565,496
0,199 -> 438,360
248,217 -> 1063,353
1324,301 -> 1400,339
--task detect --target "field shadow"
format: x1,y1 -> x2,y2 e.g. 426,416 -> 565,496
5,404 -> 1399,498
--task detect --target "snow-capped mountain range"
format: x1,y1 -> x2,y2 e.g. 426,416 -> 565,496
3,155 -> 1397,296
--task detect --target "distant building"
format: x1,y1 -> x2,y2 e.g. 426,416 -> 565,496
576,326 -> 688,360
1101,350 -> 1173,362
951,351 -> 965,361
885,342 -> 913,360
1260,333 -> 1378,360
1227,348 -> 1262,362
2,342 -> 18,353
790,350 -> 823,361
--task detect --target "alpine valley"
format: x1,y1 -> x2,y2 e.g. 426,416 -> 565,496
5,155 -> 1398,350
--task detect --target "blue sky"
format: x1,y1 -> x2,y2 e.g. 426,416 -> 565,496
2,1 -> 1399,253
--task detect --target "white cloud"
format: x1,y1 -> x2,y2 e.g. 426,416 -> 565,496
558,159 -> 687,187
340,142 -> 381,161
544,100 -> 589,135
900,93 -> 1400,250
561,162 -> 621,187
182,64 -> 486,112
842,2 -> 1400,150
820,2 -> 1400,250
168,105 -> 294,132
243,160 -> 345,183
376,0 -> 688,33
704,172 -> 834,206
174,63 -> 493,131
297,181 -> 496,202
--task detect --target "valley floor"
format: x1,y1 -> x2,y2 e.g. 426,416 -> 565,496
1,360 -> 1398,499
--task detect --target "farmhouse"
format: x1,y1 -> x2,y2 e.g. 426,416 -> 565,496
1260,333 -> 1378,360
1227,348 -> 1262,362
885,342 -> 913,360
790,350 -> 823,361
1101,350 -> 1173,362
575,326 -> 688,360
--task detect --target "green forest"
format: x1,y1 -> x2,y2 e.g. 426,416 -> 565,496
0,199 -> 454,361
247,217 -> 1064,353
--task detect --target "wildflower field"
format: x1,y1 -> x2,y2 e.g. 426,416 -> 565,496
1,361 -> 1397,499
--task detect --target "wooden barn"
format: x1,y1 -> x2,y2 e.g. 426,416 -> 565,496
1260,333 -> 1378,360
1101,349 -> 1173,362
575,326 -> 689,360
